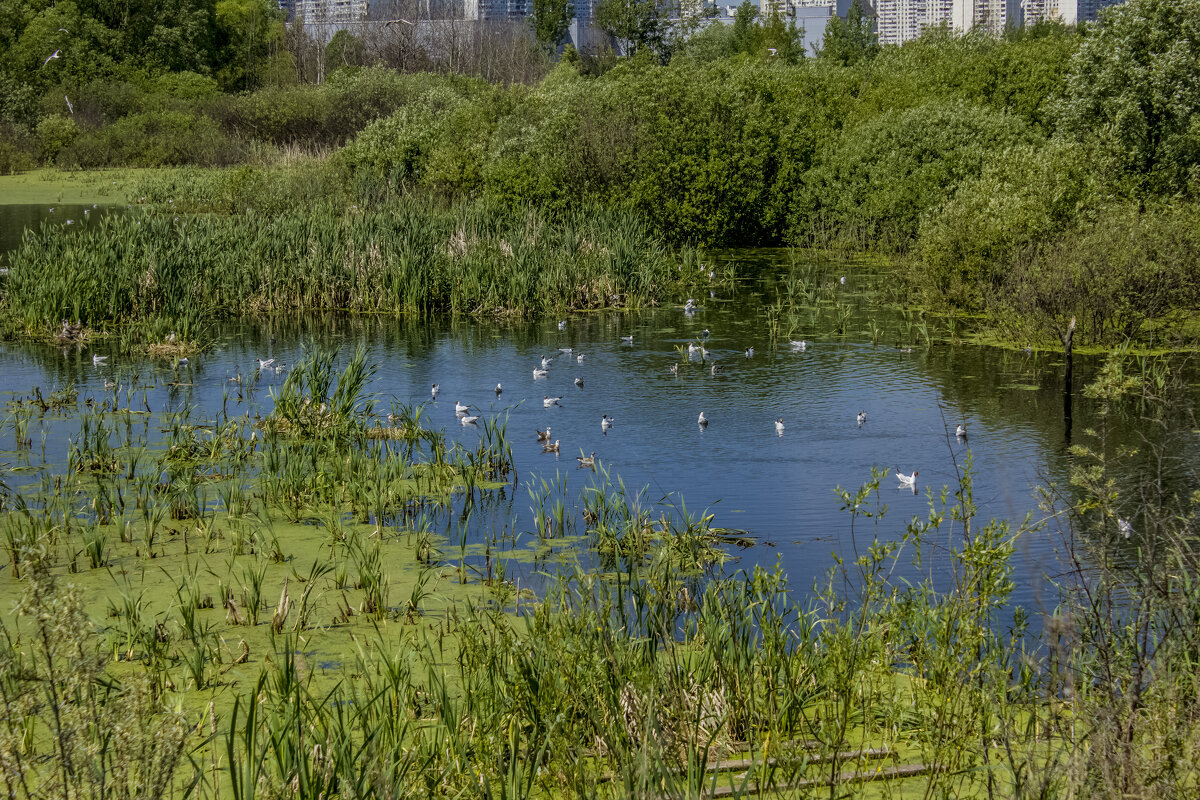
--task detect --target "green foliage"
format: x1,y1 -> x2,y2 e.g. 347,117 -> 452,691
34,114 -> 77,164
0,129 -> 34,174
793,99 -> 1035,249
325,30 -> 366,70
1055,0 -> 1200,197
529,0 -> 574,52
819,0 -> 879,66
997,202 -> 1200,344
595,0 -> 665,55
917,138 -> 1095,308
60,110 -> 242,167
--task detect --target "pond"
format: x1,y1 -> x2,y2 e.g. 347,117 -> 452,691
3,202 -> 1190,616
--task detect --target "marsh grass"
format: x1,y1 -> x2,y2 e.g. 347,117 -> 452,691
3,193 -> 693,344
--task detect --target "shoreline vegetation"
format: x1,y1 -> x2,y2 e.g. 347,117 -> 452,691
1,343 -> 1198,798
3,0 -> 1200,797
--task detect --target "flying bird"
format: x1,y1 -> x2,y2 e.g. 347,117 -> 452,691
42,50 -> 61,67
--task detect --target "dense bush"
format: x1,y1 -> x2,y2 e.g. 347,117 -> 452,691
60,111 -> 244,168
916,139 -> 1096,309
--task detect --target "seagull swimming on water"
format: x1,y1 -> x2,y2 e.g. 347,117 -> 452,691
533,367 -> 548,379
258,358 -> 275,369
92,354 -> 107,366
577,452 -> 596,469
542,439 -> 560,453
536,426 -> 552,442
543,395 -> 563,407
790,340 -> 808,351
431,383 -> 440,399
576,353 -> 585,363
698,411 -> 709,428
574,377 -> 584,388
857,410 -> 866,426
460,414 -> 479,426
775,418 -> 785,434
540,355 -> 553,369
558,320 -> 567,330
495,382 -> 503,396
620,335 -> 634,344
955,424 -> 967,438
601,414 -> 613,432
454,400 -> 470,414
745,347 -> 754,358
896,470 -> 918,486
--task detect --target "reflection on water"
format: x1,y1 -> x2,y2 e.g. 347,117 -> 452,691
1,219 -> 1194,613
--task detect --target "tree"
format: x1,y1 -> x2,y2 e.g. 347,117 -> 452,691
818,0 -> 878,66
530,0 -> 574,53
595,0 -> 664,56
1055,0 -> 1200,197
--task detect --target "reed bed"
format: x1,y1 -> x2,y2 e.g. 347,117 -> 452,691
2,199 -> 687,340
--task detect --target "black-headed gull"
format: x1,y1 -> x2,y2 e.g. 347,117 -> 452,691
601,415 -> 613,432
577,452 -> 596,469
543,395 -> 563,407
495,383 -> 503,395
955,424 -> 967,438
857,410 -> 866,426
542,439 -> 560,453
454,401 -> 470,414
533,367 -> 548,379
574,377 -> 584,388
536,426 -> 551,442
460,414 -> 479,426
790,340 -> 808,351
775,418 -> 784,433
896,470 -> 918,485
92,354 -> 107,366
698,411 -> 708,427
431,383 -> 440,399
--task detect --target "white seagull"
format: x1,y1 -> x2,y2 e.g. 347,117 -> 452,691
533,367 -> 548,379
258,358 -> 275,369
698,411 -> 709,428
540,355 -> 553,369
576,353 -> 585,363
745,347 -> 754,358
1117,518 -> 1133,538
601,414 -> 613,432
558,320 -> 567,330
857,410 -> 866,426
543,395 -> 563,408
955,424 -> 967,438
620,335 -> 634,344
896,470 -> 918,486
42,50 -> 61,67
431,383 -> 440,399
775,418 -> 785,433
790,340 -> 808,351
454,400 -> 470,414
536,426 -> 552,442
460,414 -> 480,426
574,377 -> 584,388
92,354 -> 107,366
495,383 -> 503,395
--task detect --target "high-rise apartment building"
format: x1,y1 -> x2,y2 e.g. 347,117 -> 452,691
874,0 -> 952,45
293,0 -> 369,23
1022,0 -> 1124,24
952,0 -> 1022,35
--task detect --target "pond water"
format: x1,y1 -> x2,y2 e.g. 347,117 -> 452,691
2,204 -> 1194,615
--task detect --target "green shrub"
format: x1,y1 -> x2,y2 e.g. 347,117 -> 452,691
0,134 -> 35,174
791,100 -> 1036,250
36,115 -> 79,164
59,111 -> 243,168
916,138 -> 1095,309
